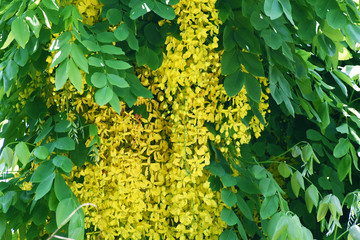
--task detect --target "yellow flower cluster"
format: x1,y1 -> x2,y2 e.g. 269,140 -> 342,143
41,0 -> 269,239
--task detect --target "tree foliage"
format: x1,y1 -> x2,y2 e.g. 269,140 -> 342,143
0,0 -> 360,239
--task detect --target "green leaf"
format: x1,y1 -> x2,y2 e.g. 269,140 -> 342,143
69,213 -> 84,240
127,74 -> 153,98
221,208 -> 239,226
252,165 -> 267,179
56,198 -> 76,227
219,229 -> 238,240
239,52 -> 264,77
260,195 -> 279,219
338,154 -> 351,181
221,189 -> 237,207
326,10 -> 347,29
136,46 -> 161,70
53,155 -> 73,173
306,129 -> 322,141
55,137 -> 75,151
261,29 -> 283,50
305,184 -> 319,213
106,8 -> 123,25
96,32 -> 117,43
91,72 -> 107,88
344,23 -> 360,43
50,32 -> 72,51
95,86 -> 114,106
105,59 -> 132,70
100,45 -> 125,55
114,23 -> 129,41
272,215 -> 288,240
318,34 -> 336,57
51,43 -> 72,68
291,172 -> 300,197
54,174 -> 72,201
14,48 -> 29,67
264,0 -> 283,20
55,59 -> 69,90
126,32 -> 139,51
144,23 -> 164,47
152,1 -> 176,20
32,161 -> 55,183
259,178 -> 277,197
0,215 -> 6,239
107,74 -> 129,88
43,0 -> 59,11
15,142 -> 30,166
34,118 -> 53,144
67,58 -> 83,92
5,60 -> 19,81
245,74 -> 261,103
278,162 -> 292,178
24,10 -> 41,38
221,50 -> 239,75
109,95 -> 121,114
221,174 -> 237,187
11,17 -> 30,49
81,40 -> 101,51
34,172 -> 55,201
317,195 -> 330,222
0,147 -> 14,169
88,57 -> 104,67
55,120 -> 71,133
349,225 -> 360,240
250,12 -> 269,31
237,195 -> 253,220
334,138 -> 350,158
278,0 -> 294,25
71,44 -> 88,73
224,70 -> 245,97
130,1 -> 154,20
34,146 -> 50,160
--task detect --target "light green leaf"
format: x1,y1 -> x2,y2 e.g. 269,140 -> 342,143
317,195 -> 331,222
100,45 -> 125,55
24,10 -> 41,38
109,94 -> 121,114
136,46 -> 161,70
95,86 -> 113,106
96,32 -> 117,43
305,184 -> 319,213
34,172 -> 55,201
130,1 -> 154,20
260,195 -> 279,219
349,225 -> 360,240
88,57 -> 104,67
56,198 -> 76,227
105,59 -> 132,70
53,155 -> 73,173
91,72 -> 107,88
278,0 -> 294,25
71,44 -> 88,73
338,154 -> 351,181
334,138 -> 350,158
291,172 -> 300,197
51,43 -> 72,68
55,137 -> 75,151
221,189 -> 237,207
107,74 -> 129,88
43,0 -> 59,11
11,17 -> 30,49
55,59 -> 69,90
14,48 -> 29,67
15,142 -> 30,166
259,178 -> 277,197
278,162 -> 292,178
272,215 -> 288,240
81,40 -> 100,51
264,0 -> 283,20
67,58 -> 83,92
34,146 -> 50,160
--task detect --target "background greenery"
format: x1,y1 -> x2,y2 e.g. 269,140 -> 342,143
0,0 -> 360,239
